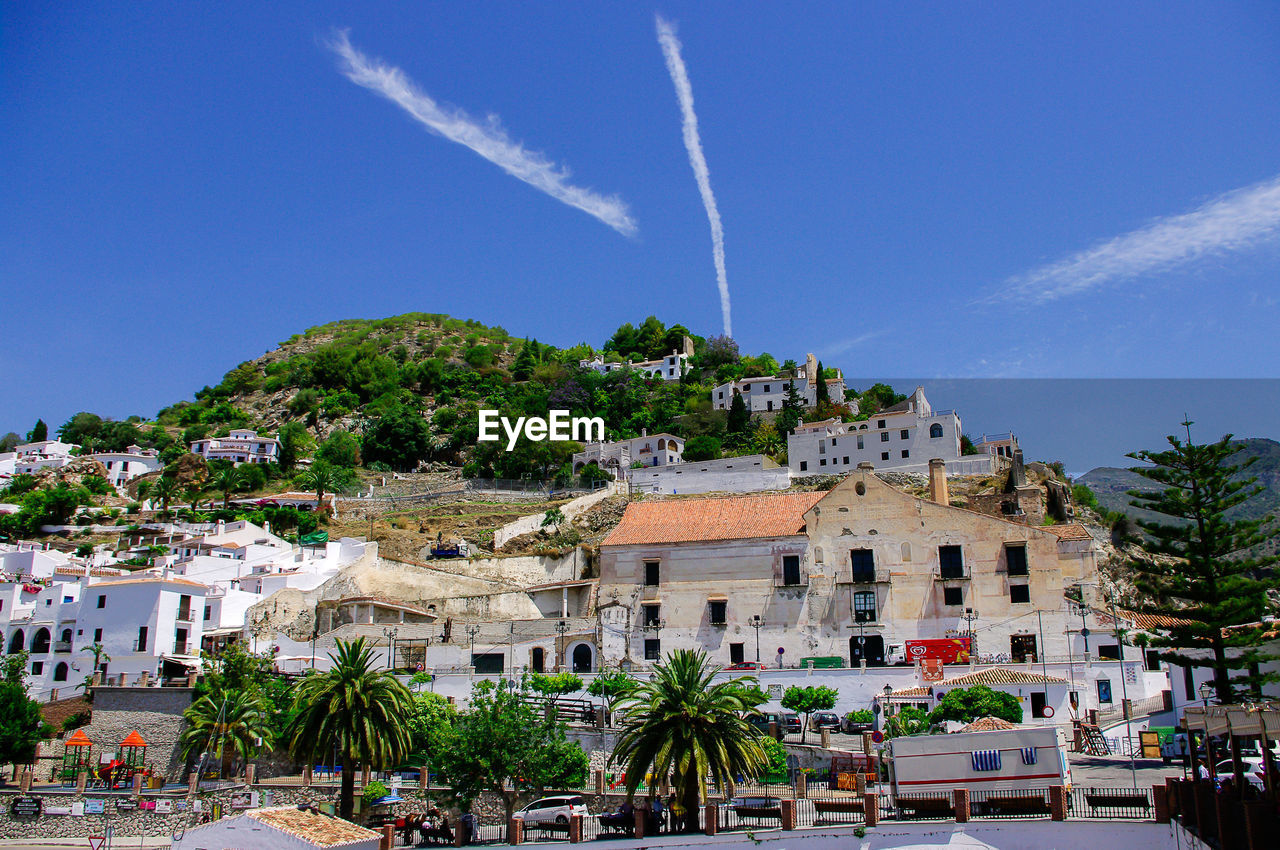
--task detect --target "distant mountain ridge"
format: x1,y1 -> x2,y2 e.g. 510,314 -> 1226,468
1077,437 -> 1280,527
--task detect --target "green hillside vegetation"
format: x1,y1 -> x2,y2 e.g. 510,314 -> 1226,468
26,312 -> 907,489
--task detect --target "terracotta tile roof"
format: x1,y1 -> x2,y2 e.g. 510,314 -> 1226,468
941,667 -> 1068,687
886,686 -> 931,699
94,575 -> 209,590
602,492 -> 825,547
247,807 -> 380,847
1114,608 -> 1193,630
1044,523 -> 1093,541
959,716 -> 1018,733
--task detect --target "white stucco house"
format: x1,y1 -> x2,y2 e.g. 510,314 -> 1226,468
90,444 -> 163,492
786,387 -> 976,476
579,348 -> 689,381
572,432 -> 684,475
13,440 -> 79,474
190,429 -> 281,464
712,353 -> 845,414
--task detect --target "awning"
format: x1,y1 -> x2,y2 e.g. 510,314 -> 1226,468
707,594 -> 729,602
640,599 -> 662,606
1185,703 -> 1280,738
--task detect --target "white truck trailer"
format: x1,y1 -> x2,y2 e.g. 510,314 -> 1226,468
888,726 -> 1072,796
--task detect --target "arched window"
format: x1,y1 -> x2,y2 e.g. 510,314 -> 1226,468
31,628 -> 51,655
54,662 -> 69,682
657,439 -> 667,451
8,630 -> 24,654
572,644 -> 593,673
61,628 -> 73,644
901,542 -> 912,562
929,424 -> 944,438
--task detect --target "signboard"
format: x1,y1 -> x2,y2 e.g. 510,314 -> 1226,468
71,802 -> 85,817
920,657 -> 945,682
46,806 -> 73,816
89,838 -> 106,850
10,796 -> 41,818
905,638 -> 971,664
114,801 -> 136,813
155,800 -> 173,814
767,683 -> 783,698
1140,730 -> 1162,759
229,791 -> 253,810
84,799 -> 105,815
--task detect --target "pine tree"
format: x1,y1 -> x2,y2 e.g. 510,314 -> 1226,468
1123,422 -> 1279,703
512,340 -> 537,381
726,392 -> 750,435
815,361 -> 830,404
775,380 -> 805,436
27,419 -> 47,442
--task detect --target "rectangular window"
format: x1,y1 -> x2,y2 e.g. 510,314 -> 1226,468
177,595 -> 191,621
1145,649 -> 1162,672
1011,634 -> 1038,662
843,456 -> 849,464
1006,545 -> 1029,576
881,452 -> 889,461
799,461 -> 807,471
1010,584 -> 1031,604
767,400 -> 773,411
782,555 -> 802,586
901,450 -> 909,458
1097,679 -> 1113,704
204,605 -> 212,621
853,590 -> 876,622
137,626 -> 148,652
644,639 -> 661,661
709,600 -> 727,626
642,605 -> 661,628
900,429 -> 909,440
939,545 -> 964,579
32,661 -> 43,675
857,436 -> 864,449
94,628 -> 102,643
763,385 -> 770,393
943,586 -> 963,606
96,595 -> 105,609
1031,692 -> 1048,719
820,459 -> 827,466
881,432 -> 890,442
850,548 -> 876,582
644,561 -> 660,586
1098,644 -> 1121,660
877,420 -> 886,429
730,643 -> 745,665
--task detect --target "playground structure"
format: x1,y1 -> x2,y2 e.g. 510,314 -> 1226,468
58,728 -> 94,785
94,729 -> 153,789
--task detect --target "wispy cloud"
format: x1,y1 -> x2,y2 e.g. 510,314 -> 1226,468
655,16 -> 732,337
822,330 -> 888,357
328,30 -> 637,237
995,174 -> 1280,304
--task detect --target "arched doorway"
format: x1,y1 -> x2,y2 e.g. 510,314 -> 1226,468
850,635 -> 885,667
571,644 -> 593,673
531,647 -> 545,673
31,628 -> 51,654
7,630 -> 24,654
54,662 -> 69,682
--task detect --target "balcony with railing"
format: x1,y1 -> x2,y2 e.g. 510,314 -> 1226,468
837,568 -> 891,585
934,565 -> 970,581
53,640 -> 73,653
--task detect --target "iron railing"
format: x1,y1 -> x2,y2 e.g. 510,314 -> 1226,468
1068,786 -> 1153,820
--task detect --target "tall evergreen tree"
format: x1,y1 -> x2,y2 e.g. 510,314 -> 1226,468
1123,422 -> 1279,703
815,361 -> 830,404
27,419 -> 47,443
511,341 -> 537,381
726,392 -> 750,435
775,380 -> 805,436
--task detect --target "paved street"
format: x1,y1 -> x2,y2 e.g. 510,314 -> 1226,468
1068,754 -> 1184,787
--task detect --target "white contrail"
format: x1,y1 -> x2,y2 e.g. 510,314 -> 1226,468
997,173 -> 1280,304
328,30 -> 637,237
655,15 -> 732,337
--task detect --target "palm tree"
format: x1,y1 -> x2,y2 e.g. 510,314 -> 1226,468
134,479 -> 153,507
151,476 -> 178,516
298,462 -> 338,511
285,638 -> 413,821
78,642 -> 111,701
211,465 -> 246,509
180,688 -> 275,779
611,649 -> 769,832
183,483 -> 207,514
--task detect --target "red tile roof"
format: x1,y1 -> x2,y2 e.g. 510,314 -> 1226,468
1044,523 -> 1093,541
602,492 -> 825,547
247,807 -> 380,847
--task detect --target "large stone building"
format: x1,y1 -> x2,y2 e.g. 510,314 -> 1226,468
597,461 -> 1098,670
712,353 -> 845,414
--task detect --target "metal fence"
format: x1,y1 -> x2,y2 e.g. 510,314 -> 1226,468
1068,786 -> 1154,820
890,791 -> 956,821
970,787 -> 1052,819
718,800 -> 784,833
799,795 -> 869,828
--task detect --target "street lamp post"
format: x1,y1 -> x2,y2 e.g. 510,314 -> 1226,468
466,624 -> 481,669
382,626 -> 399,671
748,615 -> 764,663
555,619 -> 570,672
643,617 -> 666,665
962,607 -> 978,658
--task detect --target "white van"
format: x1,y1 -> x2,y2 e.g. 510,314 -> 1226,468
888,726 -> 1071,795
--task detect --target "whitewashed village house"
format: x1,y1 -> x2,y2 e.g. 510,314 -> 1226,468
189,428 -> 280,464
712,354 -> 845,414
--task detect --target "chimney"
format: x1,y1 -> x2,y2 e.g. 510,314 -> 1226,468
1010,449 -> 1027,488
216,519 -> 225,535
929,458 -> 949,506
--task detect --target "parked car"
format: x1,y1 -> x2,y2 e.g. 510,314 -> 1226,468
809,712 -> 841,731
781,712 -> 802,734
725,661 -> 766,671
1214,758 -> 1266,791
841,713 -> 875,735
512,796 -> 589,825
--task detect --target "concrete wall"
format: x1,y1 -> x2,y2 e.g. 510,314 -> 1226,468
53,686 -> 196,779
629,455 -> 791,495
494,484 -> 621,549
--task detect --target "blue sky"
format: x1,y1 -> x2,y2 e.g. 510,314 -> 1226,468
4,2 -> 1280,467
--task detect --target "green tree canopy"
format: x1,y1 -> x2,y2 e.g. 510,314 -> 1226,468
316,429 -> 362,468
0,654 -> 51,766
587,671 -> 639,721
780,685 -> 838,743
683,435 -> 721,463
361,404 -> 433,471
1123,424 -> 1280,702
27,419 -> 48,442
180,689 -> 275,778
927,685 -> 1022,725
435,678 -> 589,822
529,672 -> 583,697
